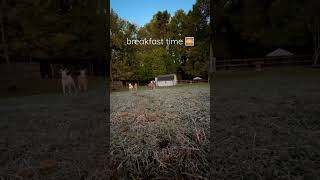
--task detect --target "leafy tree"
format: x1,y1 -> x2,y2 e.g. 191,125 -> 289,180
0,0 -> 105,61
111,9 -> 138,81
110,0 -> 210,81
0,0 -> 9,63
303,0 -> 320,65
209,0 -> 317,59
146,11 -> 171,39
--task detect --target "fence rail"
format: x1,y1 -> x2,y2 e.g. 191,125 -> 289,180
0,63 -> 41,81
216,55 -> 313,70
178,80 -> 208,84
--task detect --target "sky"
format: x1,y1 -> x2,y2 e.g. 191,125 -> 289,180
110,0 -> 196,27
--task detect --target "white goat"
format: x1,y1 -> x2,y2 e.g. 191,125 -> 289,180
128,83 -> 133,91
134,83 -> 138,91
77,69 -> 88,92
60,69 -> 77,95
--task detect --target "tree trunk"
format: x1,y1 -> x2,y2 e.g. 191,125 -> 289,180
209,42 -> 216,81
313,34 -> 319,65
313,53 -> 319,65
29,54 -> 33,64
0,0 -> 9,64
50,63 -> 54,79
311,20 -> 320,65
110,60 -> 113,83
315,22 -> 319,65
97,0 -> 101,15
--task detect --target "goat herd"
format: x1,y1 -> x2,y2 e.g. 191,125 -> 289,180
60,68 -> 157,95
128,80 -> 156,92
60,68 -> 88,95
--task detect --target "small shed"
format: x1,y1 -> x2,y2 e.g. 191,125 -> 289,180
266,48 -> 294,57
155,74 -> 177,87
111,81 -> 123,90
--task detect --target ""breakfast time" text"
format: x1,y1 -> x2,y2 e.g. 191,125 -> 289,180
126,37 -> 194,46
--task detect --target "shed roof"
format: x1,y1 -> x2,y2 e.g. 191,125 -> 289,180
157,74 -> 175,81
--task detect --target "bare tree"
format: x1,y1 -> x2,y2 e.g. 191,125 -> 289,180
0,0 -> 9,64
309,21 -> 320,65
209,42 -> 216,82
303,0 -> 320,65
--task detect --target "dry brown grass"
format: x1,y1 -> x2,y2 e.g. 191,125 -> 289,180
111,84 -> 210,179
212,67 -> 320,179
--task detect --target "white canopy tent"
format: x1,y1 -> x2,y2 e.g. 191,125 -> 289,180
193,77 -> 202,80
266,48 -> 294,57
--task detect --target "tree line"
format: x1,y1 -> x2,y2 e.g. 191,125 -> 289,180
211,0 -> 320,64
0,0 -> 106,62
111,0 -> 319,82
111,0 -> 210,82
1,0 -> 318,82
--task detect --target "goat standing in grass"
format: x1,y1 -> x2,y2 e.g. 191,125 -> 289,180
134,83 -> 138,91
77,69 -> 88,92
128,83 -> 133,91
148,81 -> 156,90
60,68 -> 77,95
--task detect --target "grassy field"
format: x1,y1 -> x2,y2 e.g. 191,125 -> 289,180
1,67 -> 319,179
212,67 -> 320,179
0,84 -> 108,179
0,81 -> 209,179
111,83 -> 210,179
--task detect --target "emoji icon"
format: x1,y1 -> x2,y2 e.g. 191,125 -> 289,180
185,37 -> 194,46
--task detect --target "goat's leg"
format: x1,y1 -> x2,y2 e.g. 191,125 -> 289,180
74,84 -> 78,95
84,82 -> 88,92
62,84 -> 65,95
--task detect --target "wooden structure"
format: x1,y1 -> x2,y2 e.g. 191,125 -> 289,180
155,74 -> 177,87
178,79 -> 208,84
36,57 -> 105,79
111,81 -> 123,90
0,63 -> 41,81
0,56 -> 106,81
216,55 -> 312,71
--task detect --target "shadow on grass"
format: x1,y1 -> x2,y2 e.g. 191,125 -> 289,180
0,76 -> 106,98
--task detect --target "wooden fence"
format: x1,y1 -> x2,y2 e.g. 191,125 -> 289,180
0,63 -> 41,81
178,80 -> 208,84
216,55 -> 313,71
